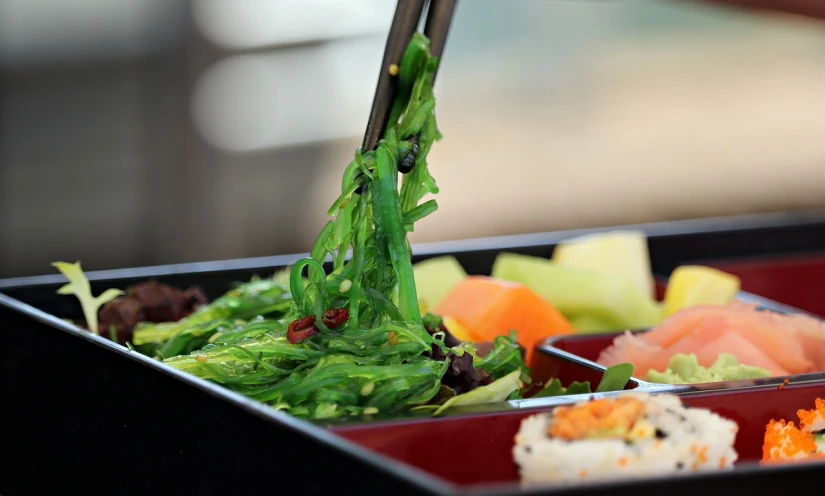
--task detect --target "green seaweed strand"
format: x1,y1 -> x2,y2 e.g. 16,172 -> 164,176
287,32 -> 440,333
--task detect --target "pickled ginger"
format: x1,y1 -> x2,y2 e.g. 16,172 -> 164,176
597,301 -> 825,378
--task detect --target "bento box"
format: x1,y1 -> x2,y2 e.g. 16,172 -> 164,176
3,210 -> 825,494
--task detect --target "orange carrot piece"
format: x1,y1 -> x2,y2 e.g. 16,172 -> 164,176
434,276 -> 576,366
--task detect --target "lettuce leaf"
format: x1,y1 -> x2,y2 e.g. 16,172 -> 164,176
595,363 -> 634,392
533,379 -> 591,398
474,331 -> 530,386
432,369 -> 522,416
533,363 -> 635,399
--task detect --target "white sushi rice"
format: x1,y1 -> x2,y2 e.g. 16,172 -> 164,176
815,435 -> 825,454
806,411 -> 825,453
513,393 -> 738,487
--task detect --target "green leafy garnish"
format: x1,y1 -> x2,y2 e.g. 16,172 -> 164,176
595,363 -> 634,393
533,379 -> 592,398
422,312 -> 444,331
475,331 -> 531,386
52,261 -> 124,335
432,370 -> 522,416
533,363 -> 635,399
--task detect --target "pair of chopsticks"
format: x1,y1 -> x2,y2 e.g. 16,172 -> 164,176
361,0 -> 458,153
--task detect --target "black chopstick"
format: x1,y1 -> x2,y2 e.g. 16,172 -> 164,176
361,0 -> 426,153
360,0 -> 457,153
423,0 -> 458,84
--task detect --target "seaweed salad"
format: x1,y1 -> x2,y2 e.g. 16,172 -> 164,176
54,34 -> 533,420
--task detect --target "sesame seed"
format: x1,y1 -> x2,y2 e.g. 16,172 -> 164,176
360,383 -> 375,396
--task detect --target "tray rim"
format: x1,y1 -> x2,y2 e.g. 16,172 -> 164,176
450,456 -> 825,496
2,208 -> 825,289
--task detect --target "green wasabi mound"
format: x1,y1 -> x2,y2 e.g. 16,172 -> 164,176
646,353 -> 772,384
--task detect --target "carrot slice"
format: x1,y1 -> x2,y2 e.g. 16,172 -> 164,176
434,276 -> 576,366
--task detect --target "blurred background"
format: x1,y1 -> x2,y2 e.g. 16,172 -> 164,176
1,0 -> 824,278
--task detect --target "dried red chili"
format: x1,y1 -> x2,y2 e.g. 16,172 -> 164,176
322,308 -> 349,328
287,315 -> 318,344
287,308 -> 349,344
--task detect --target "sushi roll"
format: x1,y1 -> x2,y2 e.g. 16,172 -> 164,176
762,398 -> 825,464
513,393 -> 738,487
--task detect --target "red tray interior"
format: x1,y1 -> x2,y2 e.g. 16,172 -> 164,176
542,333 -> 618,364
654,281 -> 666,301
331,383 -> 823,489
702,254 -> 825,317
529,346 -> 605,388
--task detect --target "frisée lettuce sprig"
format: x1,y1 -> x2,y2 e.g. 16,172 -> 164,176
52,261 -> 124,336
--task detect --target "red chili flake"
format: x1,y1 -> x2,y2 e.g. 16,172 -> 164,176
287,308 -> 349,345
783,378 -> 790,385
777,384 -> 785,391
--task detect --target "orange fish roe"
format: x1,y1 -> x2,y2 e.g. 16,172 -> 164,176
697,446 -> 709,465
783,378 -> 790,384
797,398 -> 825,433
761,453 -> 825,466
719,456 -> 727,468
618,457 -> 628,467
762,419 -> 817,462
777,384 -> 785,391
579,470 -> 588,479
549,397 -> 646,441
